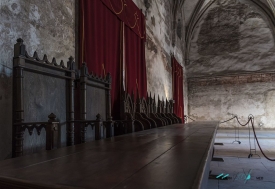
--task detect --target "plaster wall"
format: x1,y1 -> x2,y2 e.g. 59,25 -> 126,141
187,0 -> 275,128
184,0 -> 200,26
0,0 -> 75,160
133,0 -> 188,114
187,0 -> 275,77
189,80 -> 275,128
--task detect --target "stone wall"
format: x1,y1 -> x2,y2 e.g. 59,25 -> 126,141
188,74 -> 275,128
0,0 -> 75,160
187,0 -> 275,128
133,0 -> 188,114
187,0 -> 275,77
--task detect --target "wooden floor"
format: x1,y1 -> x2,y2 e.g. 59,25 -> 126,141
0,121 -> 218,189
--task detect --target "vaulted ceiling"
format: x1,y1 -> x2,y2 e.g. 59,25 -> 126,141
182,0 -> 275,78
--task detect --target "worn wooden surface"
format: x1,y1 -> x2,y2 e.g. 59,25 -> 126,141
0,121 -> 218,189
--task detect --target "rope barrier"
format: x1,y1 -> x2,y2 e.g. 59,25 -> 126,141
220,114 -> 275,161
247,115 -> 259,158
235,117 -> 251,127
220,116 -> 251,126
250,118 -> 275,161
185,115 -> 196,121
220,116 -> 237,123
186,114 -> 274,161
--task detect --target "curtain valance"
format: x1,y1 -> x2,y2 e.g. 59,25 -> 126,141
100,0 -> 146,39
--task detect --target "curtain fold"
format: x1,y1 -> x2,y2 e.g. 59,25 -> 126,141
125,26 -> 138,98
79,0 -> 147,118
124,10 -> 147,98
125,25 -> 147,99
172,57 -> 184,121
79,0 -> 121,119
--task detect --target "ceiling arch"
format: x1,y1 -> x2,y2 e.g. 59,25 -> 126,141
183,0 -> 275,64
183,0 -> 275,77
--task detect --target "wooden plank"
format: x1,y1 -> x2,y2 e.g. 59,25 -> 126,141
0,122 -> 218,189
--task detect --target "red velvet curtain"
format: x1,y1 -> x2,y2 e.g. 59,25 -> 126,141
79,0 -> 122,119
79,0 -> 147,118
125,26 -> 147,99
124,11 -> 147,99
172,57 -> 184,121
100,0 -> 146,39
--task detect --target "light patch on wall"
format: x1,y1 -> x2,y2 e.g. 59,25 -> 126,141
0,65 -> 12,77
264,90 -> 275,128
66,7 -> 73,16
28,24 -> 40,53
29,4 -> 40,22
259,117 -> 266,127
0,28 -> 3,47
164,85 -> 169,99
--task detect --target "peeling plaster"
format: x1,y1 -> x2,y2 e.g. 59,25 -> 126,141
187,0 -> 275,128
188,0 -> 275,77
133,0 -> 187,108
189,82 -> 275,128
29,4 -> 40,22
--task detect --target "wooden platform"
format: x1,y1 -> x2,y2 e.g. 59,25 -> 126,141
0,121 -> 218,189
